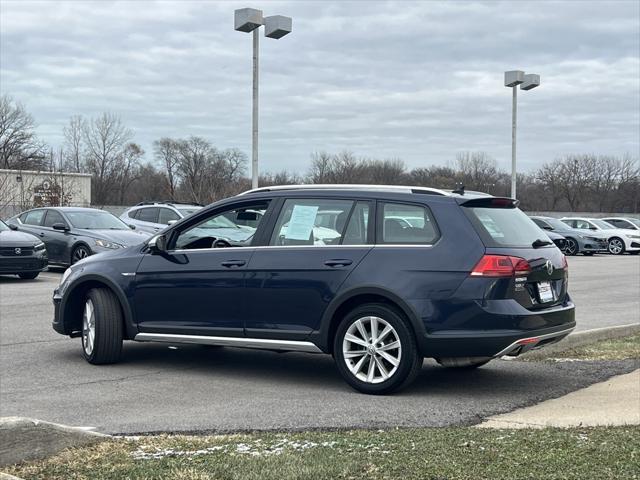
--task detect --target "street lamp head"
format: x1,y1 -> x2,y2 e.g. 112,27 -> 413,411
505,70 -> 524,87
520,73 -> 541,90
264,15 -> 292,39
234,8 -> 263,32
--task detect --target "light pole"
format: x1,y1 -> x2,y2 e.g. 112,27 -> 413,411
235,8 -> 292,189
504,70 -> 540,199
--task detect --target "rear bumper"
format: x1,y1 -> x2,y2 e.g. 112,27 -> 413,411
418,301 -> 576,358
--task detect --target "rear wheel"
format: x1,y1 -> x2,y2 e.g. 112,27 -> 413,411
333,304 -> 422,395
563,238 -> 578,256
608,237 -> 625,255
18,272 -> 39,280
81,288 -> 123,364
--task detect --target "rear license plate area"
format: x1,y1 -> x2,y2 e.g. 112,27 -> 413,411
537,281 -> 555,303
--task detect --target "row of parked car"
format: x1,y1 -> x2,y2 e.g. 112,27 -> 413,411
1,197 -> 639,280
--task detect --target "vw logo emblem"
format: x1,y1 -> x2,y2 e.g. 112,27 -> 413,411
545,260 -> 554,275
14,247 -> 22,255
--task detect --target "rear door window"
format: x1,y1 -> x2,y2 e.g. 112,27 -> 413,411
270,199 -> 354,246
137,207 -> 159,223
23,210 -> 45,226
465,206 -> 550,248
378,202 -> 439,245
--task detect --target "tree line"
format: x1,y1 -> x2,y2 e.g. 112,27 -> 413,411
1,95 -> 638,212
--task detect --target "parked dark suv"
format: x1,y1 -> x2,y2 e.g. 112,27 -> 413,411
52,185 -> 575,394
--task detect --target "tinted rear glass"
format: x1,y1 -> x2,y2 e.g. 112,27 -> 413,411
465,207 -> 549,248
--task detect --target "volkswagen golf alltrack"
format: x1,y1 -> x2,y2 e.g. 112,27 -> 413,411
52,185 -> 575,394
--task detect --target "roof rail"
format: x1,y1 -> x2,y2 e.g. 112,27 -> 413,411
238,184 -> 451,196
134,201 -> 203,207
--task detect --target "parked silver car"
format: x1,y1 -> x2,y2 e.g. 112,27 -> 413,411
120,202 -> 202,234
529,216 -> 608,256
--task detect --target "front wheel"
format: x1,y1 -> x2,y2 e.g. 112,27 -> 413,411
608,237 -> 625,255
18,272 -> 39,280
71,244 -> 91,264
333,304 -> 422,395
82,288 -> 123,364
563,238 -> 578,256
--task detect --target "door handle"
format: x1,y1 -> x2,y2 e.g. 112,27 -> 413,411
221,260 -> 246,268
324,259 -> 353,268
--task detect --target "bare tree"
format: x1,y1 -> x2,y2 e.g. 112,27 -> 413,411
0,95 -> 46,169
62,115 -> 86,173
153,137 -> 180,200
115,143 -> 144,204
83,113 -> 133,204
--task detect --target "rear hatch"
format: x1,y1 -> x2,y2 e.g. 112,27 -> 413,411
460,197 -> 568,310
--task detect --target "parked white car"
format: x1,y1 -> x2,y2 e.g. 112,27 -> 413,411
601,217 -> 640,232
120,202 -> 202,234
561,217 -> 640,255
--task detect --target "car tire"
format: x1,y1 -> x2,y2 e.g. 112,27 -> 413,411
71,244 -> 91,265
333,303 -> 422,395
563,238 -> 578,256
608,237 -> 625,255
81,288 -> 123,365
17,272 -> 39,280
435,357 -> 492,369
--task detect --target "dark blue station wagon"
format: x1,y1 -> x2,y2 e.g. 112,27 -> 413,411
52,185 -> 575,394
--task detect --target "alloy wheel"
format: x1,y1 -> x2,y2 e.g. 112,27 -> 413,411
608,238 -> 624,255
564,238 -> 578,256
342,316 -> 402,384
82,299 -> 96,355
73,246 -> 89,264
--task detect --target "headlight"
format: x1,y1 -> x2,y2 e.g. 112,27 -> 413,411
95,239 -> 123,249
60,267 -> 73,286
34,242 -> 46,251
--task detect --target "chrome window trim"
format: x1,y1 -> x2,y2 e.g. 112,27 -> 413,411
167,243 -> 434,254
134,333 -> 322,353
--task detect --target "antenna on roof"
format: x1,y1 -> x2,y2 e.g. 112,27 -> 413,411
452,184 -> 465,195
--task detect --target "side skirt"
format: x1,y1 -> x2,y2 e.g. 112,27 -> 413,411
133,333 -> 323,354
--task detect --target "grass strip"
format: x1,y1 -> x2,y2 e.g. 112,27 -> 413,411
5,426 -> 639,480
526,334 -> 640,361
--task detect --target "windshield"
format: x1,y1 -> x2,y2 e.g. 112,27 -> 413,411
626,218 -> 640,227
199,214 -> 240,229
0,220 -> 9,232
65,211 -> 129,230
591,219 -> 614,230
178,208 -> 201,217
545,218 -> 571,230
465,207 -> 550,248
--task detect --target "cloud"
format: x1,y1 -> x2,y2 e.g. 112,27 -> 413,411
1,0 -> 638,174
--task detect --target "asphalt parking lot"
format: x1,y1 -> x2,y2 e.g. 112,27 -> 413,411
0,255 -> 638,434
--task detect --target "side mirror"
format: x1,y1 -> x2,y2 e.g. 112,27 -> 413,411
542,225 -> 552,230
589,226 -> 598,230
52,223 -> 70,232
167,220 -> 177,226
148,234 -> 168,253
8,224 -> 18,231
129,224 -> 136,230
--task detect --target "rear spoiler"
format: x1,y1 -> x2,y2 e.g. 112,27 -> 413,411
458,197 -> 520,208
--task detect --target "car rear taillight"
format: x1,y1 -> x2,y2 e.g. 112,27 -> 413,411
470,255 -> 531,277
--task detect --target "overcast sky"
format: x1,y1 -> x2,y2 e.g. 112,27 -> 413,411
1,0 -> 638,174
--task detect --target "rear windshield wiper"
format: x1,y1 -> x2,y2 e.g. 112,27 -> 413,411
532,239 -> 553,248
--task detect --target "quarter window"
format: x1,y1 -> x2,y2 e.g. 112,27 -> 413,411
379,203 -> 439,245
270,199 -> 354,246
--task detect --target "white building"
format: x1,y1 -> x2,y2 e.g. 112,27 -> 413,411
0,168 -> 92,217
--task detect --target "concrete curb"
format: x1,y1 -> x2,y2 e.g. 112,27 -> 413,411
0,417 -> 110,468
521,323 -> 640,359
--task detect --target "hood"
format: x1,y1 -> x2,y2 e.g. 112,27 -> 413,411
76,228 -> 151,246
0,229 -> 42,247
601,228 -> 639,239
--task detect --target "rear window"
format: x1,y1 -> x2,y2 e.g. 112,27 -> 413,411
465,206 -> 548,248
